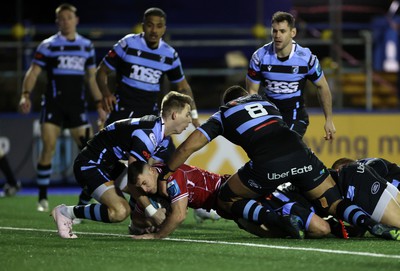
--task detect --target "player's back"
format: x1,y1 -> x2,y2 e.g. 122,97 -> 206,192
219,94 -> 305,160
82,115 -> 162,165
170,164 -> 224,210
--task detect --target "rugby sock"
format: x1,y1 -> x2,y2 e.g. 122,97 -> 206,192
0,155 -> 17,186
231,199 -> 283,228
37,164 -> 52,200
77,190 -> 92,205
73,204 -> 111,223
336,199 -> 376,230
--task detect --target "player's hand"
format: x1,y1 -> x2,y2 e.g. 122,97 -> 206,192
149,207 -> 166,226
18,96 -> 31,114
192,118 -> 201,128
102,94 -> 117,113
324,121 -> 336,141
96,107 -> 107,130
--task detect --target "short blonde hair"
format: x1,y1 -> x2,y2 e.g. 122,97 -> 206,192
55,3 -> 77,16
161,91 -> 192,117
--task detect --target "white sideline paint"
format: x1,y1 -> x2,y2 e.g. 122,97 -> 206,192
1,226 -> 400,260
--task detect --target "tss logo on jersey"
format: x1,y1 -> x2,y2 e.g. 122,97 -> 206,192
58,56 -> 85,71
130,64 -> 162,84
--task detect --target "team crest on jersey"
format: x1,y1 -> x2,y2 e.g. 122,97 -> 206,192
371,182 -> 380,194
296,50 -> 306,57
167,180 -> 181,198
149,133 -> 157,147
160,56 -> 165,63
292,66 -> 299,74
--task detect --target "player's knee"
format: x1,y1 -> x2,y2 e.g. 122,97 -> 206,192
108,202 -> 131,222
307,215 -> 331,238
313,221 -> 331,237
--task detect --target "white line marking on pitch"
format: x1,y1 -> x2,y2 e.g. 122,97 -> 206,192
1,226 -> 400,260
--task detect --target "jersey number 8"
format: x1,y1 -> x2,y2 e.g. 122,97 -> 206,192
244,103 -> 268,118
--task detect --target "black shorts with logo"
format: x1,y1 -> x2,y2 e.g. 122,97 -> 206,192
238,148 -> 329,195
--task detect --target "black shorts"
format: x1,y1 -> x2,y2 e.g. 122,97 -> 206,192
73,157 -> 126,196
40,99 -> 89,128
281,107 -> 309,138
342,165 -> 388,215
238,148 -> 329,195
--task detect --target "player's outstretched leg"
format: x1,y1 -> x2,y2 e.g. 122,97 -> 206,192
51,204 -> 77,239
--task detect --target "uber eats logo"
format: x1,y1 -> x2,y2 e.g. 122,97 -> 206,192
58,56 -> 85,71
267,165 -> 313,180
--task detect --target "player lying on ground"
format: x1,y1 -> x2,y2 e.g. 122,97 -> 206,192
127,161 -> 346,239
128,161 -> 309,239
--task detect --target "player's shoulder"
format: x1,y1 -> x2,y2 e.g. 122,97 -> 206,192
254,42 -> 273,56
139,115 -> 160,127
75,33 -> 93,46
40,34 -> 59,45
158,39 -> 178,57
293,42 -> 313,59
117,33 -> 141,47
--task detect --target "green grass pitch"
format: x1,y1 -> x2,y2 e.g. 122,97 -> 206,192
1,194 -> 399,271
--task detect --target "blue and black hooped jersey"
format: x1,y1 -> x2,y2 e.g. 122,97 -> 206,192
198,94 -> 306,161
32,32 -> 96,104
102,33 -> 185,115
78,115 -> 168,168
247,41 -> 323,110
356,158 -> 400,186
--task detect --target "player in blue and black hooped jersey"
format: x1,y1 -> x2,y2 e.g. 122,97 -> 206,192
332,157 -> 400,190
163,85 -> 400,240
50,91 -> 193,238
95,7 -> 209,222
246,11 -> 335,140
19,3 -> 106,212
96,7 -> 200,128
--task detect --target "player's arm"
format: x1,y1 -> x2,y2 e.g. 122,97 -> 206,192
19,63 -> 42,114
174,78 -> 200,127
246,77 -> 260,95
96,63 -> 116,113
313,74 -> 336,141
167,129 -> 209,172
132,197 -> 188,239
86,66 -> 107,127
